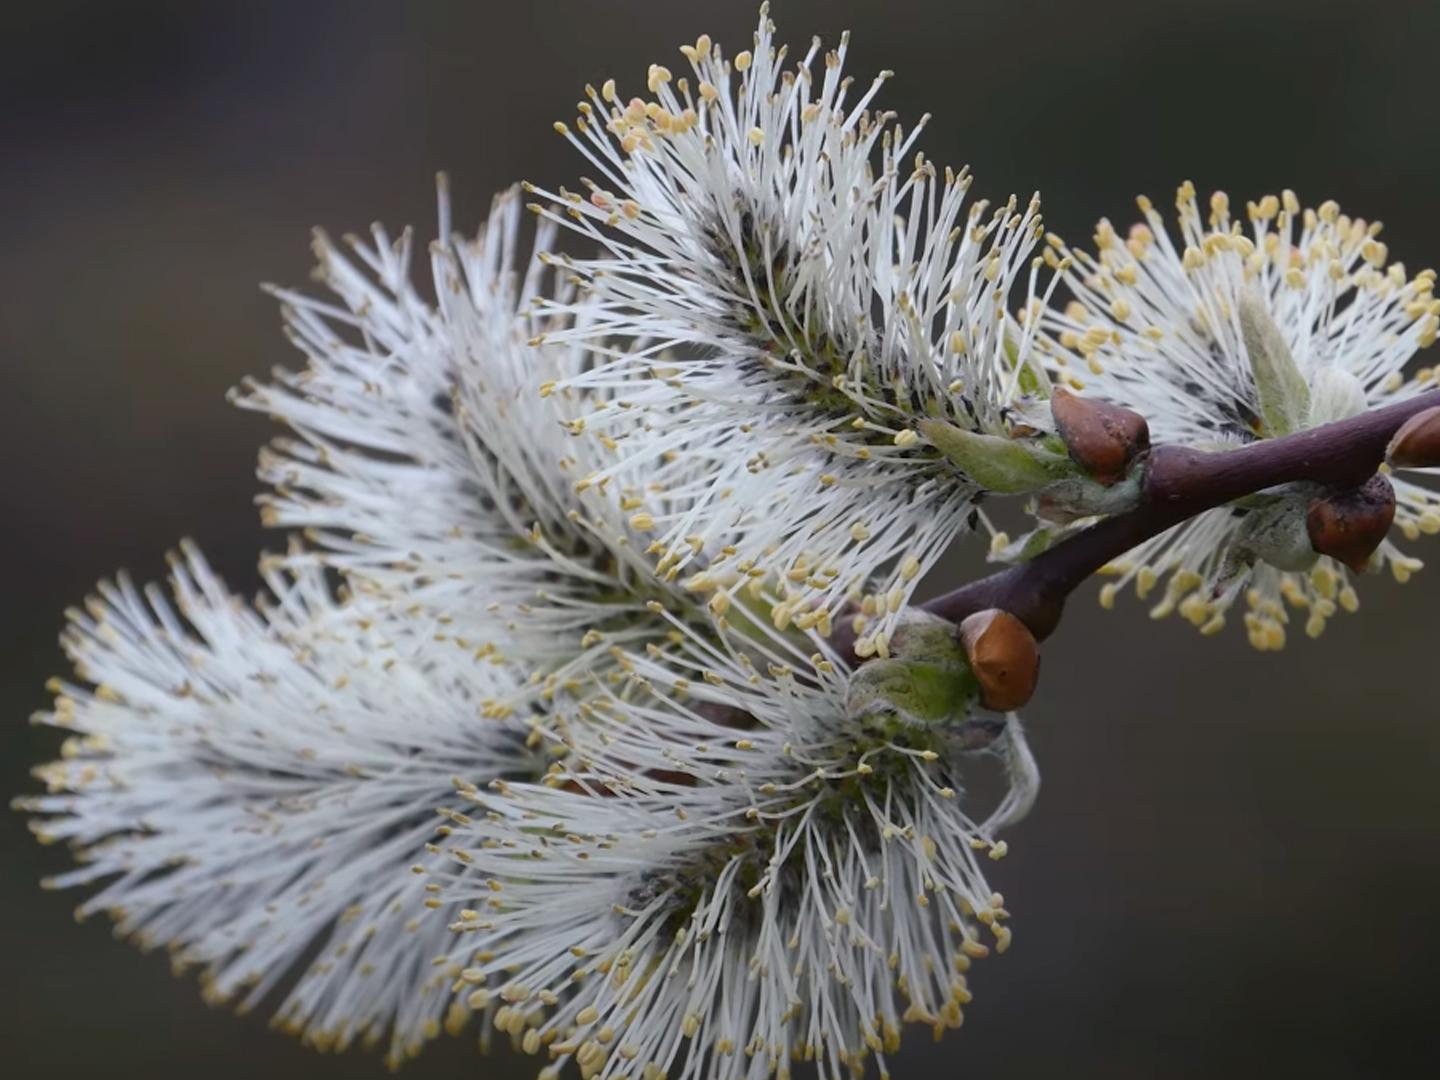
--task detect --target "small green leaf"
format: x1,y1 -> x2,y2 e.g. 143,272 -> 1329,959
844,611 -> 979,729
919,420 -> 1071,494
1005,333 -> 1051,399
1234,495 -> 1318,573
1238,289 -> 1310,436
1034,471 -> 1143,524
987,525 -> 1072,564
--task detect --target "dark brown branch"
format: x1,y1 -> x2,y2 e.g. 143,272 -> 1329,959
921,389 -> 1440,641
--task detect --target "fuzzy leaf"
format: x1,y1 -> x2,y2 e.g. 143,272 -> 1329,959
1238,289 -> 1310,436
920,420 -> 1071,493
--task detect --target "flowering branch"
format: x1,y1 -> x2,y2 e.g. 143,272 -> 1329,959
26,10 -> 1440,1076
920,389 -> 1440,641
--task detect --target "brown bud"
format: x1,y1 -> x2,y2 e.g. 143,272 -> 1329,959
958,609 -> 1040,712
1386,405 -> 1440,469
1305,473 -> 1396,573
1050,388 -> 1150,485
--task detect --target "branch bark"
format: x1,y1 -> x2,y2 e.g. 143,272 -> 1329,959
919,389 -> 1440,641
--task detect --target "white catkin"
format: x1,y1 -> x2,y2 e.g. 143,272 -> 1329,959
1037,183 -> 1439,647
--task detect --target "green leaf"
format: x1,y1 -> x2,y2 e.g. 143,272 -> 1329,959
1238,289 -> 1310,436
844,611 -> 979,729
919,419 -> 1071,494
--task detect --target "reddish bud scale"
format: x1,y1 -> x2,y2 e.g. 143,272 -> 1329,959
1305,473 -> 1396,573
1386,405 -> 1440,469
958,609 -> 1041,712
1050,389 -> 1151,485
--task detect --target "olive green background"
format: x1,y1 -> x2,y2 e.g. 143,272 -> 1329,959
3,1 -> 1438,1076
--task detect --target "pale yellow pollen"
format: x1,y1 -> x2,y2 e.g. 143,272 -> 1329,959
747,126 -> 765,146
1249,194 -> 1279,221
1136,566 -> 1159,598
873,629 -> 893,658
1199,613 -> 1226,636
734,50 -> 752,72
1392,556 -> 1422,583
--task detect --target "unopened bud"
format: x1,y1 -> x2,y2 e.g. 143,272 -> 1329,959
1386,404 -> 1440,469
1305,473 -> 1396,573
919,420 -> 1067,494
1049,388 -> 1149,485
958,610 -> 1040,712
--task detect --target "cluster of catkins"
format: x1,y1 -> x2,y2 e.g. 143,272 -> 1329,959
19,8 -> 1440,1080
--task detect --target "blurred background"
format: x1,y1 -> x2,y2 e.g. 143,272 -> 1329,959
4,1 -> 1439,1076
